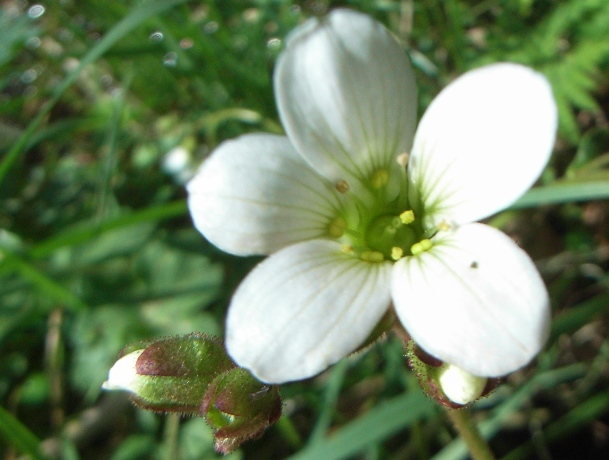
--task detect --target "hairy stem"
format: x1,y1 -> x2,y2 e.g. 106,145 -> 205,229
445,407 -> 495,460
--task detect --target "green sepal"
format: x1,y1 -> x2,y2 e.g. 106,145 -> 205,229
126,333 -> 235,414
405,339 -> 501,408
202,368 -> 282,454
405,339 -> 463,409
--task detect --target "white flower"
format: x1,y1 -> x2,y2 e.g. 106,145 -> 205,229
187,9 -> 557,384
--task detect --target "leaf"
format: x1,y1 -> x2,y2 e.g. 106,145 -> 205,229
287,390 -> 435,460
0,406 -> 46,460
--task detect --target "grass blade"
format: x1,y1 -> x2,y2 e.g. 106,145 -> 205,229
512,181 -> 609,209
0,406 -> 47,460
288,390 -> 435,460
29,200 -> 187,259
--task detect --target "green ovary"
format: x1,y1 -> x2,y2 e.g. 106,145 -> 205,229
365,214 -> 419,259
325,168 -> 432,261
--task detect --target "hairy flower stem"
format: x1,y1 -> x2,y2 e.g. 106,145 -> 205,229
393,320 -> 494,459
445,408 -> 495,460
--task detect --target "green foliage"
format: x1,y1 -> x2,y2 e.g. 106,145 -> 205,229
0,10 -> 39,69
408,0 -> 609,142
1,0 -> 609,459
490,0 -> 609,142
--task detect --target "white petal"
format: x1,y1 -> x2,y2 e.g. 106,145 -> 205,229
275,9 -> 417,194
187,134 -> 344,256
392,223 -> 550,377
226,239 -> 393,383
102,349 -> 145,392
409,63 -> 557,225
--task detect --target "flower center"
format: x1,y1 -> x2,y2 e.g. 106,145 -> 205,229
364,208 -> 429,260
327,167 -> 434,262
366,214 -> 416,256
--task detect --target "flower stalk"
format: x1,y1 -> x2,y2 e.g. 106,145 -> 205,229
445,408 -> 495,460
395,322 -> 495,457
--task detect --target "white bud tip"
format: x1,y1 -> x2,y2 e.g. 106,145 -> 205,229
438,363 -> 487,405
102,349 -> 145,392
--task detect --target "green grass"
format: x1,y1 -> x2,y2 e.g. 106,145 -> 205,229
1,1 -> 609,459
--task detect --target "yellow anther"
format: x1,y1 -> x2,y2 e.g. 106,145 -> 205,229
411,238 -> 432,255
341,244 -> 354,254
391,247 -> 404,260
328,217 -> 347,238
361,251 -> 384,262
370,169 -> 389,189
335,180 -> 350,194
399,210 -> 415,225
438,220 -> 451,232
396,152 -> 410,167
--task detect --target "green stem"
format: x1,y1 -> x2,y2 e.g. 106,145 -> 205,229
445,407 -> 495,460
163,414 -> 180,460
392,320 -> 494,459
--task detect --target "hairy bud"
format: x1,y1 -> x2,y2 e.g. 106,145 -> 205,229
405,339 -> 499,408
103,333 -> 282,453
202,368 -> 282,454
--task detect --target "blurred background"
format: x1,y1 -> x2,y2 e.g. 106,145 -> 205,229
1,0 -> 609,458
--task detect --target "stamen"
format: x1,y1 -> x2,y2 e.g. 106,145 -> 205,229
370,169 -> 389,189
391,247 -> 403,260
360,251 -> 384,262
399,210 -> 415,225
438,220 -> 451,232
327,217 -> 347,238
341,244 -> 354,255
411,238 -> 432,255
335,180 -> 350,194
396,152 -> 409,167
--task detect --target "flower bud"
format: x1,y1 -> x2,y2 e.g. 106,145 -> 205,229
404,338 -> 496,408
202,368 -> 282,454
102,333 -> 235,414
103,333 -> 283,453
